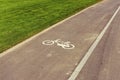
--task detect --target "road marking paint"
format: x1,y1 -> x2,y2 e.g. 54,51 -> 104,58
68,6 -> 120,80
42,39 -> 75,49
0,2 -> 102,57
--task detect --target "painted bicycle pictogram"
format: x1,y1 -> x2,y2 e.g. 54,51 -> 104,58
42,39 -> 75,49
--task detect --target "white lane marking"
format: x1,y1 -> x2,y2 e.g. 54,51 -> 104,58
0,2 -> 102,57
68,6 -> 120,80
42,39 -> 75,49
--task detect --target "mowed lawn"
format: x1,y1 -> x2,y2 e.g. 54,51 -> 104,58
0,0 -> 100,53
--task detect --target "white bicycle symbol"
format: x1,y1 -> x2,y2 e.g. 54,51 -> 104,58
42,39 -> 75,49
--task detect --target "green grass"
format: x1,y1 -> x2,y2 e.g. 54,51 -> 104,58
0,0 -> 100,53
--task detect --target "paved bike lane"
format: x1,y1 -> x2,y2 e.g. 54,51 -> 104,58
0,0 -> 120,80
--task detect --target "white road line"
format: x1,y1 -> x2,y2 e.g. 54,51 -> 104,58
68,6 -> 120,80
0,1 -> 102,57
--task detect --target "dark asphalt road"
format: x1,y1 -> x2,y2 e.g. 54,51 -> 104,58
0,0 -> 120,80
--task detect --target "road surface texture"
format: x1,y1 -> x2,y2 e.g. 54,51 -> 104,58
0,0 -> 120,80
76,6 -> 120,80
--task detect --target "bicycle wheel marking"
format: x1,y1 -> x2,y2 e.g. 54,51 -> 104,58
42,40 -> 54,45
42,39 -> 75,49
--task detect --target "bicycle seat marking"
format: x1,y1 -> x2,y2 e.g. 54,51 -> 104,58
42,39 -> 75,49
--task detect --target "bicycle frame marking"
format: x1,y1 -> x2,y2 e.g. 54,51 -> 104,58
42,39 -> 75,49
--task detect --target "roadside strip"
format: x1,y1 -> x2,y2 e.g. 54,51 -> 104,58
68,5 -> 120,80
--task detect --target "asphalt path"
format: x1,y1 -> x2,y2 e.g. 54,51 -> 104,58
0,0 -> 120,80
